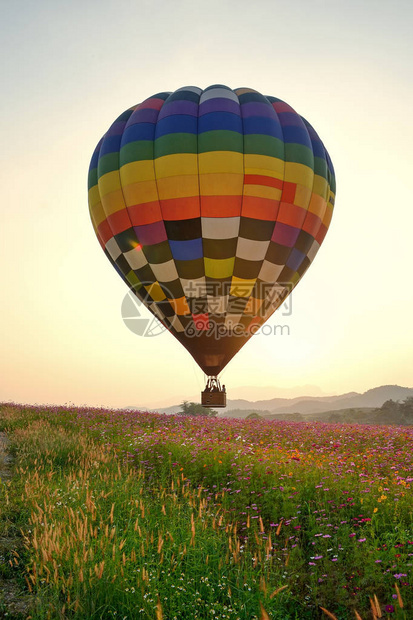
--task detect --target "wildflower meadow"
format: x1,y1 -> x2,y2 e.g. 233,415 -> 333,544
0,403 -> 411,619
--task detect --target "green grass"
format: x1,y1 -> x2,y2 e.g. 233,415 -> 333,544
0,403 -> 411,619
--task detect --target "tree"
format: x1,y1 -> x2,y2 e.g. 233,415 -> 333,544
179,401 -> 218,417
399,397 -> 413,424
372,398 -> 413,425
380,399 -> 399,413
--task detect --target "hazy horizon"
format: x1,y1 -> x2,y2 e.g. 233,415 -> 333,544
5,382 -> 412,412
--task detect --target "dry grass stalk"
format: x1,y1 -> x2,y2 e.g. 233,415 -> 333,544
270,584 -> 288,599
259,602 -> 271,620
156,594 -> 163,620
395,583 -> 404,608
373,594 -> 382,617
369,597 -> 378,619
190,512 -> 196,546
320,607 -> 339,620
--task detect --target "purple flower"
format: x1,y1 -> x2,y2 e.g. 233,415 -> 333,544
385,604 -> 395,613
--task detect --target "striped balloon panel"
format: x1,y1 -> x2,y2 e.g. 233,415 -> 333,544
88,85 -> 335,375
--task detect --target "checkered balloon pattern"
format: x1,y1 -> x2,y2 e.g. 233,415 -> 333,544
88,85 -> 336,375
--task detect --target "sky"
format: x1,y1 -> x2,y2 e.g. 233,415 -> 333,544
1,0 -> 412,408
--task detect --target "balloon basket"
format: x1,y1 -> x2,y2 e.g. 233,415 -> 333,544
201,377 -> 227,408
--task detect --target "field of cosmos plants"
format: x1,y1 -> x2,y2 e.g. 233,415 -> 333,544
0,404 -> 411,619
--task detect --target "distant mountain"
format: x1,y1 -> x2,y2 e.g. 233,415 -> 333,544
157,405 -> 183,415
222,384 -> 329,400
126,404 -> 182,415
221,392 -> 358,416
127,385 -> 413,419
294,401 -> 413,426
268,385 -> 413,416
221,386 -> 413,418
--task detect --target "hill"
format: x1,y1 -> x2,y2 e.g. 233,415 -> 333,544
222,385 -> 413,418
128,385 -> 413,420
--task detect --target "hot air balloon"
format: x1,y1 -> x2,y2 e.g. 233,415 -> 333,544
88,85 -> 336,407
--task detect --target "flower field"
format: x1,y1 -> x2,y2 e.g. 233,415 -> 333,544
0,404 -> 412,619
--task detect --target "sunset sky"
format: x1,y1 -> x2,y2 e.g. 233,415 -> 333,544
1,0 -> 412,408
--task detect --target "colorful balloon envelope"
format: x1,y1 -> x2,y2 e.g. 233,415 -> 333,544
88,85 -> 336,377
